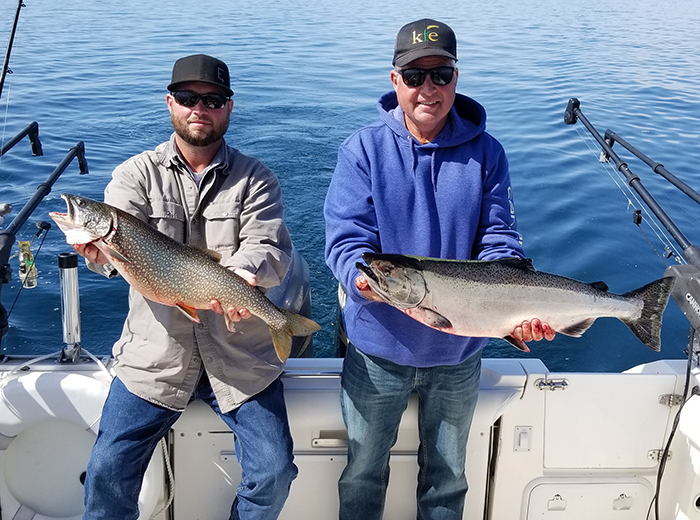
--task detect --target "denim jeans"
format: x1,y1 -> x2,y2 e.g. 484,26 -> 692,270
83,374 -> 297,520
339,344 -> 481,520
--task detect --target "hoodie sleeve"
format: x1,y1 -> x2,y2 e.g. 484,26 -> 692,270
324,138 -> 380,304
472,139 -> 525,260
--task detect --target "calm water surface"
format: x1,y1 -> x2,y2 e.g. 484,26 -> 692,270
1,0 -> 699,371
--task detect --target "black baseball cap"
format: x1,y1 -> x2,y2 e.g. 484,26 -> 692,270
393,19 -> 457,67
167,54 -> 233,97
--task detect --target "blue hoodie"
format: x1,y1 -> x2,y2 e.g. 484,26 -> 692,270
324,91 -> 524,367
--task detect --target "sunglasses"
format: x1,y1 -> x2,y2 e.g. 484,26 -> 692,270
171,90 -> 230,110
398,66 -> 455,88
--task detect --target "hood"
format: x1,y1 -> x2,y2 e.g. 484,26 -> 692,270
377,91 -> 487,148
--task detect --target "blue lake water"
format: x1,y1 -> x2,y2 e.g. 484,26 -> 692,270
0,0 -> 698,372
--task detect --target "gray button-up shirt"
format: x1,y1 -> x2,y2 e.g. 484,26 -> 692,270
98,134 -> 292,413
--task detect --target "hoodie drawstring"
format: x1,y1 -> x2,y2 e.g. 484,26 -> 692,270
430,149 -> 438,192
407,137 -> 439,191
408,136 -> 418,177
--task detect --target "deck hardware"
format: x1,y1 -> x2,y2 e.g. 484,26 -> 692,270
219,450 -> 236,462
514,426 -> 532,452
535,378 -> 568,391
648,450 -> 672,461
613,493 -> 633,511
547,494 -> 567,511
312,430 -> 348,448
659,394 -> 683,406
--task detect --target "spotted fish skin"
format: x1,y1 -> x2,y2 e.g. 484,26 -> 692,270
49,194 -> 320,361
357,253 -> 674,352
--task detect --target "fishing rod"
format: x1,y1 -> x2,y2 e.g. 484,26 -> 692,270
564,97 -> 700,337
0,0 -> 25,101
603,129 -> 700,207
564,98 -> 700,268
0,120 -> 42,157
0,140 -> 89,345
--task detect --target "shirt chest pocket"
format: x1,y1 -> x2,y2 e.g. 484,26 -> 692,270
148,200 -> 187,243
202,200 -> 242,253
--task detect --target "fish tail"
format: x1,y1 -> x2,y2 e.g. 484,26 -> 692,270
620,277 -> 675,351
269,310 -> 321,362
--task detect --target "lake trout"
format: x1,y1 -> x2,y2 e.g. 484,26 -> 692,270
356,253 -> 675,352
49,194 -> 320,362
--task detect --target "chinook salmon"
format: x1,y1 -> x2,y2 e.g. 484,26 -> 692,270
356,253 -> 675,352
49,194 -> 320,362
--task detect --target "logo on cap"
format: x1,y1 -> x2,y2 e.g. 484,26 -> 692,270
412,25 -> 440,45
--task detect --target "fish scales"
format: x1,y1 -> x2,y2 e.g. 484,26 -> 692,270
357,253 -> 674,351
108,213 -> 279,324
49,194 -> 320,361
422,264 -> 638,335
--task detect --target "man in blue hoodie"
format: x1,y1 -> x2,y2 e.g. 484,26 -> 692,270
324,19 -> 554,520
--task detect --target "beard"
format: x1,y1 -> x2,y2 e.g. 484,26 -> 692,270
171,110 -> 230,147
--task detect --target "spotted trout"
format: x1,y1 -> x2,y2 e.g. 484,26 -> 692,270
49,194 -> 320,362
356,253 -> 675,352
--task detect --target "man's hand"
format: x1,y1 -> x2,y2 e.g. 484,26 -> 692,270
73,243 -> 109,265
512,319 -> 556,342
211,268 -> 258,322
355,275 -> 384,302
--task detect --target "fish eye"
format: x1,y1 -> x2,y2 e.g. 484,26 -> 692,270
76,199 -> 85,207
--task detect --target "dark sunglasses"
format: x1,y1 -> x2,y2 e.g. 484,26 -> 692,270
171,90 -> 230,110
398,66 -> 455,88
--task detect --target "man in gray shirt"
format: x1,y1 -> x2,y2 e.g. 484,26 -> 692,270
76,54 -> 297,520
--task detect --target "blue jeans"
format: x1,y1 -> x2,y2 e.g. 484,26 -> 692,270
83,374 -> 297,520
339,344 -> 481,520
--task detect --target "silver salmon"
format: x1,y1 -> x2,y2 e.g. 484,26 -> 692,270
356,253 -> 675,352
49,194 -> 320,362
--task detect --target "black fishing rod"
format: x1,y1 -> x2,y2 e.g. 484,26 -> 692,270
0,120 -> 42,157
604,129 -> 700,207
0,0 -> 25,101
564,98 -> 700,268
565,97 -> 700,332
0,141 -> 89,345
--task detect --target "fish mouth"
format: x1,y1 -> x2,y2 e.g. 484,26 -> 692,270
48,194 -> 76,226
358,253 -> 427,308
356,262 -> 379,284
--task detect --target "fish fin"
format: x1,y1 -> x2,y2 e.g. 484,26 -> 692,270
175,303 -> 200,323
589,281 -> 609,292
492,257 -> 536,271
269,329 -> 292,363
200,248 -> 222,263
558,318 -> 596,337
103,244 -> 133,265
620,277 -> 675,351
270,310 -> 321,362
504,336 -> 530,352
402,306 -> 453,331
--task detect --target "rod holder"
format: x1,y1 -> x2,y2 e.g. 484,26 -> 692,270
58,252 -> 81,362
